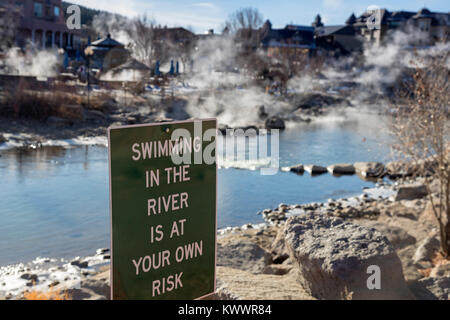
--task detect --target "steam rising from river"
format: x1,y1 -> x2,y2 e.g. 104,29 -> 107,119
0,48 -> 59,77
180,27 -> 450,127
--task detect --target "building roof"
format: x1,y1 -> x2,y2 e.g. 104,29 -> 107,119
413,8 -> 433,19
110,59 -> 150,72
352,8 -> 449,27
346,13 -> 357,25
153,27 -> 195,42
91,34 -> 124,48
315,25 -> 355,37
261,25 -> 315,48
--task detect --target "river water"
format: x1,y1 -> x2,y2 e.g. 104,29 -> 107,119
0,113 -> 392,265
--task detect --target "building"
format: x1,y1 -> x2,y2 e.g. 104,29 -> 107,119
315,25 -> 363,56
0,2 -> 21,49
0,0 -> 80,50
260,20 -> 316,58
313,15 -> 363,56
84,34 -> 129,70
350,8 -> 450,46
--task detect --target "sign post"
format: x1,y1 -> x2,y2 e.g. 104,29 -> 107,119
108,119 -> 217,300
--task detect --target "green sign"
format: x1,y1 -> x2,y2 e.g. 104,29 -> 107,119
108,119 -> 217,300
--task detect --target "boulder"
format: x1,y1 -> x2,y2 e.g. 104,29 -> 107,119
265,116 -> 285,130
304,165 -> 328,175
257,105 -> 268,119
420,200 -> 442,226
0,134 -> 6,144
96,248 -> 110,255
354,162 -> 385,178
271,226 -> 290,264
20,273 -> 38,282
327,164 -> 356,175
413,235 -> 440,264
412,277 -> 450,300
385,161 -> 416,178
70,260 -> 89,269
357,221 -> 416,250
217,240 -> 272,274
395,184 -> 428,201
284,213 -> 413,300
289,164 -> 304,174
208,267 -> 314,300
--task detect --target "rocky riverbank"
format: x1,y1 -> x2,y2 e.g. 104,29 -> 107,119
1,176 -> 448,300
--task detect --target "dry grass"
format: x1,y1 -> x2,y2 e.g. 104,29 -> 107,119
23,286 -> 71,300
0,79 -> 115,121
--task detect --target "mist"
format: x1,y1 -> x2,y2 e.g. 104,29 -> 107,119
0,47 -> 59,77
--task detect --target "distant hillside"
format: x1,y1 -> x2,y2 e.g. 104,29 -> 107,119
62,1 -> 104,26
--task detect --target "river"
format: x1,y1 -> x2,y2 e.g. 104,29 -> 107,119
0,113 -> 392,265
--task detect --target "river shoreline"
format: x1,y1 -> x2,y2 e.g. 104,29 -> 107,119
1,175 -> 448,300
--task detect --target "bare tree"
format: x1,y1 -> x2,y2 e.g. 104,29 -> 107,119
130,14 -> 156,67
225,7 -> 264,33
225,7 -> 263,50
390,52 -> 450,256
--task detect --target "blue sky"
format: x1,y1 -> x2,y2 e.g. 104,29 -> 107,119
70,0 -> 449,33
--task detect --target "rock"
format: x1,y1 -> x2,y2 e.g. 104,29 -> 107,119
327,164 -> 356,175
418,159 -> 437,176
265,116 -> 285,130
411,277 -> 450,300
354,162 -> 385,178
420,200 -> 443,226
289,164 -> 304,174
217,241 -> 272,274
208,267 -> 314,300
284,213 -> 413,300
395,184 -> 428,201
127,116 -> 137,124
413,235 -> 440,264
271,227 -> 289,264
70,260 -> 89,269
357,221 -> 416,250
386,161 -> 416,178
96,248 -> 110,255
257,106 -> 268,119
80,278 -> 110,300
294,93 -> 348,110
0,134 -> 6,144
304,165 -> 328,175
430,263 -> 450,277
262,265 -> 292,275
46,116 -> 73,127
20,273 -> 38,282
